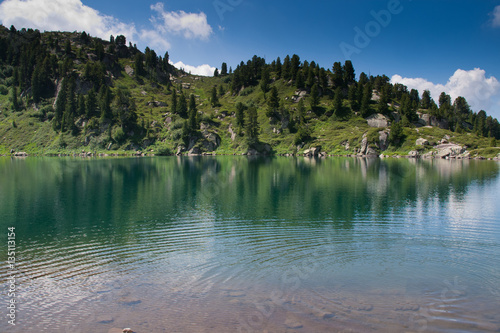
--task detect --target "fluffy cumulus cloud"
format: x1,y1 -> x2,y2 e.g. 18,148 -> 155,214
491,5 -> 500,27
150,3 -> 212,40
391,69 -> 500,114
171,61 -> 216,77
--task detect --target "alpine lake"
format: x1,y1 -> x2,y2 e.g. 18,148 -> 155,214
1,156 -> 499,332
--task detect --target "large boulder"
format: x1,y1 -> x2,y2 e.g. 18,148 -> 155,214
416,138 -> 429,146
367,113 -> 389,128
379,131 -> 389,151
359,133 -> 368,155
435,144 -> 466,158
304,146 -> 322,157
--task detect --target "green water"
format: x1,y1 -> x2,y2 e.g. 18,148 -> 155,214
1,156 -> 500,332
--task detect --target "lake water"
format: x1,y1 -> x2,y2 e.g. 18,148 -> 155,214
1,156 -> 500,332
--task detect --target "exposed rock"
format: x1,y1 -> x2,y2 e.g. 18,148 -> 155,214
407,150 -> 419,158
228,125 -> 237,141
360,133 -> 368,155
125,65 -> 134,76
435,144 -> 465,158
416,138 -> 429,146
366,147 -> 378,156
182,83 -> 191,89
13,152 -> 28,157
304,146 -> 321,157
176,145 -> 185,155
367,113 -> 389,128
147,101 -> 167,107
188,147 -> 201,155
291,90 -> 308,103
202,132 -> 221,152
379,131 -> 389,151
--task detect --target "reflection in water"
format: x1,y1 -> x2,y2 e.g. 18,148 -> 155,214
0,157 -> 499,332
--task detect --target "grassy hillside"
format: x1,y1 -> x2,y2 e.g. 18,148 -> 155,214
0,25 -> 498,158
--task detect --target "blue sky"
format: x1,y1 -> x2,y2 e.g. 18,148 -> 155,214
1,0 -> 499,116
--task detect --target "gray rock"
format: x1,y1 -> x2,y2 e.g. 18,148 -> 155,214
360,133 -> 368,155
416,138 -> 429,146
367,113 -> 389,128
408,150 -> 419,158
378,131 -> 389,151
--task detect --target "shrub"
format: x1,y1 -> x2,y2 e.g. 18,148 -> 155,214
156,145 -> 173,156
0,85 -> 8,95
113,127 -> 126,143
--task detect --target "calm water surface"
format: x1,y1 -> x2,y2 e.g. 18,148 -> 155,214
1,156 -> 499,332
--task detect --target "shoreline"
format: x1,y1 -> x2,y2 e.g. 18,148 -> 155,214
2,151 -> 499,161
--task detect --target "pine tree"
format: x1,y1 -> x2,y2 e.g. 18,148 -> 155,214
275,57 -> 282,79
297,99 -> 306,124
343,60 -> 355,85
236,102 -> 246,129
267,86 -> 280,117
171,89 -> 177,114
10,86 -> 19,111
333,87 -> 343,118
211,86 -> 219,107
310,83 -> 320,110
188,94 -> 198,131
348,84 -> 358,111
213,68 -> 219,77
332,62 -> 344,87
85,89 -> 97,118
421,90 -> 431,109
177,91 -> 187,118
221,62 -> 228,76
246,104 -> 259,142
360,85 -> 372,117
260,67 -> 270,93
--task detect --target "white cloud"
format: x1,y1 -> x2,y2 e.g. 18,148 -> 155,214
491,5 -> 500,27
172,61 -> 216,77
151,2 -> 212,40
391,68 -> 500,114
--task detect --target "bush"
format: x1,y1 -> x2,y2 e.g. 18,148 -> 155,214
171,118 -> 184,130
113,127 -> 126,143
0,85 -> 8,95
156,145 -> 173,156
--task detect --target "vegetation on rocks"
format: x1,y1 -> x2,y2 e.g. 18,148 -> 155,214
0,25 -> 499,158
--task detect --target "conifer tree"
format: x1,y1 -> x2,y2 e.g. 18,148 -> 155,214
188,94 -> 198,131
236,102 -> 246,130
211,86 -> 219,107
177,91 -> 187,118
171,89 -> 177,114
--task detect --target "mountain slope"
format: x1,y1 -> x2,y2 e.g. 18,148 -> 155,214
0,25 -> 499,158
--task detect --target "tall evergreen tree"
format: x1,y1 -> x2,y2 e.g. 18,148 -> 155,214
267,86 -> 280,117
188,94 -> 198,131
348,84 -> 358,111
246,104 -> 259,142
236,102 -> 246,130
177,91 -> 187,118
275,57 -> 282,79
10,86 -> 19,111
332,62 -> 344,87
211,86 -> 219,107
85,89 -> 97,118
310,83 -> 320,110
360,84 -> 372,117
343,60 -> 355,85
171,89 -> 177,114
333,87 -> 344,117
221,62 -> 228,76
421,90 -> 431,109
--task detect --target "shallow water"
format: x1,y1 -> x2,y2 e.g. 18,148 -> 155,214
1,156 -> 499,332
